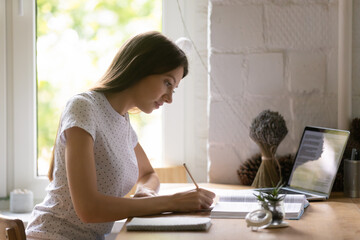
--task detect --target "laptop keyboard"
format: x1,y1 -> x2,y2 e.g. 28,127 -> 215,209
279,189 -> 312,197
260,189 -> 313,198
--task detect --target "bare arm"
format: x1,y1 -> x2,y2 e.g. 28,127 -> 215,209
132,143 -> 160,197
65,127 -> 215,223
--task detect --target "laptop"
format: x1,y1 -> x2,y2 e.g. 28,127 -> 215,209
256,126 -> 350,201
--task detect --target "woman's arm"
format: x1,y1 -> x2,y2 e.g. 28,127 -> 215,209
65,127 -> 215,223
132,143 -> 160,197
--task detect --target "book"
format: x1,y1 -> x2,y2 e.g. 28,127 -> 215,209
126,216 -> 212,231
210,189 -> 309,220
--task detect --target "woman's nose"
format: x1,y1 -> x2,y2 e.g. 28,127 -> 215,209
163,92 -> 173,104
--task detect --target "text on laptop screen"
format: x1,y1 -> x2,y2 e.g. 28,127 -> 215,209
288,128 -> 349,194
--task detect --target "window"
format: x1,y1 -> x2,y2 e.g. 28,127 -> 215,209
3,0 -> 197,199
36,0 -> 162,176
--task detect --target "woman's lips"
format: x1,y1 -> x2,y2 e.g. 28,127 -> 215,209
155,101 -> 163,109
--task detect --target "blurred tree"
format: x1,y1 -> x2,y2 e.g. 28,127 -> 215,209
36,0 -> 162,175
37,80 -> 60,157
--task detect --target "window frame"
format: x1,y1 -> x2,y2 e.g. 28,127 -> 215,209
0,0 -> 7,198
2,0 -> 191,199
7,0 -> 49,199
162,0 -> 186,167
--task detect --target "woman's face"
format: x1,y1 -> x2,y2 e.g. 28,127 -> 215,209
132,66 -> 184,113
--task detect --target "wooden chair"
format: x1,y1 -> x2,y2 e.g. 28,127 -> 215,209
125,165 -> 188,197
154,165 -> 187,183
0,216 -> 26,240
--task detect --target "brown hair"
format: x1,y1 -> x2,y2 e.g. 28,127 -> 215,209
91,31 -> 188,93
48,31 -> 188,181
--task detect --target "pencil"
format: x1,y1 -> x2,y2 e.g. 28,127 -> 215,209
183,163 -> 199,189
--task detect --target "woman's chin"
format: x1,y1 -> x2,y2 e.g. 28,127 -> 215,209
137,104 -> 159,114
141,108 -> 154,114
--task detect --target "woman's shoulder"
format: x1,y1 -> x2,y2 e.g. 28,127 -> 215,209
65,91 -> 101,107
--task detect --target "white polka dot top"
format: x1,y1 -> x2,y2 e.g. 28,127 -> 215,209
26,91 -> 139,240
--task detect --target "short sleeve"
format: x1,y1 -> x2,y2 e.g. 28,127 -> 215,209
59,95 -> 96,144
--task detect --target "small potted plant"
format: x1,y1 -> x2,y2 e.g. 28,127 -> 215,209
254,181 -> 287,227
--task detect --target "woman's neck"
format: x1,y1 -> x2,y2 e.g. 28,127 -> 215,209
104,90 -> 135,116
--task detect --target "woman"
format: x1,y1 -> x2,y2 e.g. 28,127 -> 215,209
26,31 -> 215,239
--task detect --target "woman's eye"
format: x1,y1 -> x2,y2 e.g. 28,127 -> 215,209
165,81 -> 172,87
165,80 -> 175,93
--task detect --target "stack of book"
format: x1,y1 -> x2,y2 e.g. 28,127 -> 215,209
210,189 -> 309,220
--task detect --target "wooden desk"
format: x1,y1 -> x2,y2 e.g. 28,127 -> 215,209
116,183 -> 360,240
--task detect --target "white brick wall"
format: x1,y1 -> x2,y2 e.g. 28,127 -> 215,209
265,4 -> 332,49
208,0 -> 360,184
210,4 -> 264,51
247,53 -> 284,96
209,54 -> 246,98
288,51 -> 326,93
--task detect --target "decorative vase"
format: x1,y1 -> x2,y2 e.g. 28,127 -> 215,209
257,199 -> 288,228
245,200 -> 288,231
267,200 -> 285,225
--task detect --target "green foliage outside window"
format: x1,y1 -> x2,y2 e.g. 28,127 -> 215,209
36,0 -> 162,175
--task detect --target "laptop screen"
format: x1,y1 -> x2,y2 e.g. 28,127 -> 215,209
288,126 -> 350,195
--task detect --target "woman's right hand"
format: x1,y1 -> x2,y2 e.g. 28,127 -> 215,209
169,188 -> 216,212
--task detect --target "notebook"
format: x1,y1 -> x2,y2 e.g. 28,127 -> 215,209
256,126 -> 350,201
126,216 -> 212,231
210,191 -> 309,220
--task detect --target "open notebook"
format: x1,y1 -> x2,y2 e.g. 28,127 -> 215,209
210,189 -> 309,220
257,126 -> 350,200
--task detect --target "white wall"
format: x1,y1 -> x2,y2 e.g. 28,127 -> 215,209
208,0 -> 360,184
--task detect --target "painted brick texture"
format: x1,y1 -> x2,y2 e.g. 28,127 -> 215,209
208,0 -> 359,184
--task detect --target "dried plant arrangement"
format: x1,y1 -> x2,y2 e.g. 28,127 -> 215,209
238,154 -> 294,186
249,110 -> 288,188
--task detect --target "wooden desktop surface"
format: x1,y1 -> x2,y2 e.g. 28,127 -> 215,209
116,183 -> 360,240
